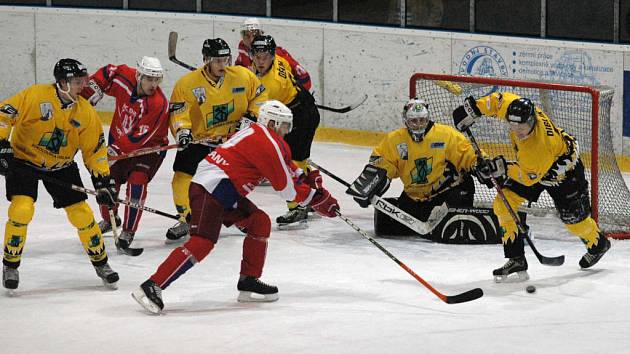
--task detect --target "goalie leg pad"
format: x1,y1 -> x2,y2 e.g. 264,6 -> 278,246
3,196 -> 35,267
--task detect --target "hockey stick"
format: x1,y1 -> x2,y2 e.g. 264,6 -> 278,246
335,210 -> 483,304
108,207 -> 143,256
310,161 -> 448,234
109,137 -> 222,161
168,31 -> 196,71
464,129 -> 564,266
316,94 -> 368,113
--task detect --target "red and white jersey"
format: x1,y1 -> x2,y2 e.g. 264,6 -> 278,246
192,123 -> 316,204
235,40 -> 312,91
80,64 -> 169,153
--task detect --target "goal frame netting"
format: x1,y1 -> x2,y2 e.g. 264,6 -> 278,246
409,72 -> 630,239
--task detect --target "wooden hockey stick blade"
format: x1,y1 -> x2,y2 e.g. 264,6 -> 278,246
316,94 -> 368,113
168,31 -> 196,71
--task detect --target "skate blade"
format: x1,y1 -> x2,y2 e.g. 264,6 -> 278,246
102,279 -> 119,290
307,213 -> 321,220
276,220 -> 308,231
493,271 -> 529,283
131,289 -> 162,315
237,291 -> 279,303
5,289 -> 16,297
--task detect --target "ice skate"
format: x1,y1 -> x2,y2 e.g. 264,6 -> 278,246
237,276 -> 279,302
98,215 -> 121,235
276,206 -> 308,230
94,263 -> 119,290
3,265 -> 18,295
306,206 -> 321,220
580,234 -> 611,269
492,256 -> 529,283
165,220 -> 189,244
131,279 -> 164,315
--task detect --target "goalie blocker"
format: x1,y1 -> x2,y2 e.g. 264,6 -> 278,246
375,198 -> 528,245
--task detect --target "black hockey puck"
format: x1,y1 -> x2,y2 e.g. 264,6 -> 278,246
526,285 -> 536,293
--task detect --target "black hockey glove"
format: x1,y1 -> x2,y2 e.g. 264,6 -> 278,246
346,164 -> 390,208
453,96 -> 481,132
0,139 -> 13,176
91,175 -> 117,208
473,156 -> 508,188
237,113 -> 256,132
176,128 -> 193,150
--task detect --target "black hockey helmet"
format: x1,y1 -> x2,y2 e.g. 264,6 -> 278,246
250,35 -> 276,56
53,58 -> 88,82
202,38 -> 231,59
506,98 -> 535,124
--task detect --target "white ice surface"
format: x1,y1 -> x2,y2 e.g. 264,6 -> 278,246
1,142 -> 630,354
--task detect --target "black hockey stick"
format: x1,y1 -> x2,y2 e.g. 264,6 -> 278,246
336,210 -> 483,304
464,129 -> 564,266
168,31 -> 196,71
316,94 -> 368,113
108,207 -> 143,256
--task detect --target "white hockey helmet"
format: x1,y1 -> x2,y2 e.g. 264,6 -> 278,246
241,18 -> 262,33
402,97 -> 430,142
137,56 -> 164,78
258,100 -> 293,134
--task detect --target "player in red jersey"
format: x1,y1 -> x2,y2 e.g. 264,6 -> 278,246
81,56 -> 169,252
132,100 -> 340,314
235,17 -> 312,91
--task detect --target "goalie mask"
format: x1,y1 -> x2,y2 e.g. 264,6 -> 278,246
258,100 -> 293,136
506,98 -> 536,139
402,98 -> 430,142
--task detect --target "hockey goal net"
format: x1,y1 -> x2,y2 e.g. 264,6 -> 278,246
410,73 -> 630,239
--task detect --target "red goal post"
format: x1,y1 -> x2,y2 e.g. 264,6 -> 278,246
409,73 -> 630,239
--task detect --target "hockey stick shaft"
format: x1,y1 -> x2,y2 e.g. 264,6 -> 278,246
315,94 -> 368,113
168,31 -> 196,71
464,129 -> 564,266
109,137 -> 221,161
335,210 -> 483,304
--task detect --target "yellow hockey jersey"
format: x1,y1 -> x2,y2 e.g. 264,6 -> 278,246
475,92 -> 574,186
256,56 -> 298,105
0,83 -> 109,176
370,123 -> 478,201
169,65 -> 268,139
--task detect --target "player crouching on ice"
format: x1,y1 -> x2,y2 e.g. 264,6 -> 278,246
132,100 -> 340,314
0,59 -> 119,293
347,98 -> 494,243
452,93 -> 611,282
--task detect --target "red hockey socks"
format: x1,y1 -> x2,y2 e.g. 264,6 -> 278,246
150,235 -> 214,289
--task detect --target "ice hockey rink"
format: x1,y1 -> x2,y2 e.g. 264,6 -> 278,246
1,141 -> 629,354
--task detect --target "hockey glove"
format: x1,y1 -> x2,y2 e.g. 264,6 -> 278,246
237,113 -> 257,132
303,169 -> 323,189
346,164 -> 390,208
309,188 -> 339,218
0,139 -> 13,176
106,144 -> 121,167
452,96 -> 482,132
473,156 -> 508,188
176,128 -> 193,150
92,175 -> 117,208
84,80 -> 104,106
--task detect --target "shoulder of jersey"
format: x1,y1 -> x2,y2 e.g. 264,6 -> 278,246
227,65 -> 256,78
176,67 -> 205,84
387,127 -> 409,139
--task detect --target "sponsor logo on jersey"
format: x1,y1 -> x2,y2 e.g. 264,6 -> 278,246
411,157 -> 432,184
192,87 -> 207,104
39,102 -> 53,121
169,102 -> 186,114
206,100 -> 235,128
70,118 -> 81,128
38,127 -> 68,154
254,84 -> 266,97
0,104 -> 18,118
430,142 -> 445,149
396,143 -> 408,160
232,87 -> 245,93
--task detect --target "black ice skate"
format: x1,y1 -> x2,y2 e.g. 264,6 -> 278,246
131,279 -> 164,315
165,220 -> 190,244
3,265 -> 19,295
305,206 -> 321,220
94,263 -> 119,290
580,234 -> 611,269
98,215 -> 121,235
237,276 -> 279,302
276,206 -> 308,230
492,256 -> 529,283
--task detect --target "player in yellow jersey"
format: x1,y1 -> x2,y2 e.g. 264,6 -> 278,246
0,58 -> 119,293
346,98 -> 483,240
250,35 -> 321,228
166,38 -> 268,242
453,92 -> 611,281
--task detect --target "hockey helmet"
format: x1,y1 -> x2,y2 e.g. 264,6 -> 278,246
250,35 -> 276,57
258,100 -> 293,134
202,38 -> 231,59
506,98 -> 535,124
241,18 -> 262,33
137,56 -> 164,78
53,58 -> 88,82
402,97 -> 430,142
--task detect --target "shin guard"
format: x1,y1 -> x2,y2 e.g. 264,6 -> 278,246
239,210 -> 271,278
3,196 -> 35,268
150,235 -> 214,289
65,202 -> 107,265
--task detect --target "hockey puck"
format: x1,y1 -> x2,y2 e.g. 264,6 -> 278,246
526,285 -> 536,293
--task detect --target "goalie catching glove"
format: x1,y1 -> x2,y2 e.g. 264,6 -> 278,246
346,164 -> 390,208
473,156 -> 508,188
452,96 -> 482,132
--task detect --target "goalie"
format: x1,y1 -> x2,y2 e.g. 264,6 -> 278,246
347,98 -> 490,243
453,92 -> 611,281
